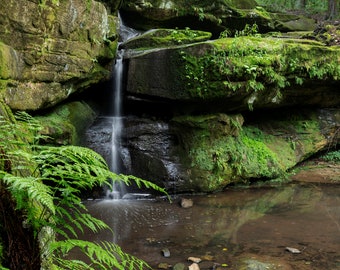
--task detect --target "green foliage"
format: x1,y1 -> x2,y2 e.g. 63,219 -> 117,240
188,125 -> 285,190
51,240 -> 150,270
234,23 -> 260,37
0,112 -> 166,269
0,242 -> 4,269
321,150 -> 340,162
179,32 -> 339,110
256,0 -> 328,15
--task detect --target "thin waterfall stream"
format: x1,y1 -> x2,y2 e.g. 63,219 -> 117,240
107,51 -> 124,199
106,15 -> 140,199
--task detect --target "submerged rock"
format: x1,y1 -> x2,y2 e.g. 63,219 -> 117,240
181,198 -> 193,208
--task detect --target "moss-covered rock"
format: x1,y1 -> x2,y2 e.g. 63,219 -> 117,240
168,109 -> 337,192
0,0 -> 118,111
304,22 -> 340,46
126,36 -> 340,111
34,101 -> 96,145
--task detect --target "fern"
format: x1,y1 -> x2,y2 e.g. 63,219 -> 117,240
1,173 -> 55,215
0,110 -> 167,269
50,240 -> 152,270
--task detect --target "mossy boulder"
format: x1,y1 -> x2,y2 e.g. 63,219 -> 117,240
35,101 -> 96,145
120,0 -> 316,36
0,0 -> 118,111
171,109 -> 337,192
126,36 -> 340,111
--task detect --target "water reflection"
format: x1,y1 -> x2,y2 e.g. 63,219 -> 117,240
80,184 -> 340,269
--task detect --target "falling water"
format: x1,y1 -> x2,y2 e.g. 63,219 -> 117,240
107,15 -> 140,199
107,51 -> 124,200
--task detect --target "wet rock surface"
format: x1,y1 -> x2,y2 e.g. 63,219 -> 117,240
85,108 -> 339,193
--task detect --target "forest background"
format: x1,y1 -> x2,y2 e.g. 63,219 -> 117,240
257,0 -> 339,20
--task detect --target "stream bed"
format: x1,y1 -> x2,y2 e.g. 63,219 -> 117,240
76,181 -> 340,269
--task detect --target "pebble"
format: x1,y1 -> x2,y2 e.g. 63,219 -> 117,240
188,256 -> 202,263
181,198 -> 193,208
173,263 -> 186,270
285,246 -> 302,254
161,247 -> 171,257
201,254 -> 214,261
157,262 -> 170,269
188,263 -> 200,270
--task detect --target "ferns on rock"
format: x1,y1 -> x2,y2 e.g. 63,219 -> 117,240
0,111 -> 166,269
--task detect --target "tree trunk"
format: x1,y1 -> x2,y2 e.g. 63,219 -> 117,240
0,149 -> 41,270
327,0 -> 339,19
299,0 -> 307,9
0,187 -> 41,270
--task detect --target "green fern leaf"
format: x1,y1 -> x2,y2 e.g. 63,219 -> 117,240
1,172 -> 55,215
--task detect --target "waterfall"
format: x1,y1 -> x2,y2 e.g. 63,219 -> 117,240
107,51 -> 124,199
106,14 -> 140,200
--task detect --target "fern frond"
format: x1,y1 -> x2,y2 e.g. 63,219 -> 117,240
1,109 -> 168,269
50,240 -> 152,270
121,174 -> 170,199
1,172 -> 55,215
35,146 -> 115,188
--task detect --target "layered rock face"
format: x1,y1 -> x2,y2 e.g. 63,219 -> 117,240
0,0 -> 339,193
125,36 -> 340,111
115,19 -> 339,192
0,0 -> 118,111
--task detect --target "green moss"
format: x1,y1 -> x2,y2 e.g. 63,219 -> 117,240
322,150 -> 340,162
185,125 -> 285,191
173,109 -> 329,191
0,42 -> 12,80
35,101 -> 96,145
178,36 -> 340,108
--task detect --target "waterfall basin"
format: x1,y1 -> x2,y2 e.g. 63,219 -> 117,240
74,183 -> 340,269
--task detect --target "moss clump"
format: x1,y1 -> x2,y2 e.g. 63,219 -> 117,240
186,126 -> 284,191
178,36 -> 340,108
34,101 -> 96,145
173,109 -> 330,192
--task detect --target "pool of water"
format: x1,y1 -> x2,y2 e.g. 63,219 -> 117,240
77,183 -> 340,269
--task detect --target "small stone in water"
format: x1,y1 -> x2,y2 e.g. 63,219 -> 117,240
188,263 -> 200,270
201,254 -> 214,261
285,246 -> 302,253
162,247 -> 171,257
188,256 -> 202,263
173,263 -> 186,270
157,262 -> 170,269
181,198 -> 193,208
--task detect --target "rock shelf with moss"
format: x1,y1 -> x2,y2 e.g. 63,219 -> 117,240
126,36 -> 340,111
